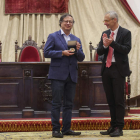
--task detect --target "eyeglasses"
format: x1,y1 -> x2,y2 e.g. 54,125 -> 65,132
63,20 -> 73,24
103,18 -> 114,23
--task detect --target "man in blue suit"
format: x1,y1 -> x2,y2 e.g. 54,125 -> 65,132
44,14 -> 85,138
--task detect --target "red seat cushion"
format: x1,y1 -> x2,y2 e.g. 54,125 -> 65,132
20,46 -> 40,62
125,82 -> 128,95
95,52 -> 98,61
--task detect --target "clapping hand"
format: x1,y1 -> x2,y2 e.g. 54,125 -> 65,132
102,33 -> 114,47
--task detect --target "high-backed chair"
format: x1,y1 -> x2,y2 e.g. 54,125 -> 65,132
89,42 -> 131,115
0,41 -> 2,62
15,35 -> 45,62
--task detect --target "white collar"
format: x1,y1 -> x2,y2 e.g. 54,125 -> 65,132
110,25 -> 119,35
60,29 -> 71,36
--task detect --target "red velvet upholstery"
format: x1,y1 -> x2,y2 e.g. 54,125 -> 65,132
95,52 -> 98,61
20,46 -> 40,62
125,82 -> 128,95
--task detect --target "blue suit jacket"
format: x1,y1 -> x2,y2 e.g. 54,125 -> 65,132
44,30 -> 85,83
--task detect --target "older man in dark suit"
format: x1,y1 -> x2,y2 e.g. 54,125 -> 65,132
44,14 -> 85,138
97,11 -> 131,137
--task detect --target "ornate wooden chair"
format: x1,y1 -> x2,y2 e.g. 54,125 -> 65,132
89,42 -> 131,115
89,42 -> 98,61
0,41 -> 2,62
15,35 -> 45,62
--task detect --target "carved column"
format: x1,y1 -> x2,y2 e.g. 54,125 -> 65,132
22,66 -> 34,118
79,67 -> 91,117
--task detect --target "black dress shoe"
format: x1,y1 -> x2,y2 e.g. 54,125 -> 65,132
100,127 -> 115,135
63,129 -> 81,135
110,128 -> 123,137
52,131 -> 63,138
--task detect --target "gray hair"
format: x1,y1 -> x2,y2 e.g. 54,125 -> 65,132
105,11 -> 118,22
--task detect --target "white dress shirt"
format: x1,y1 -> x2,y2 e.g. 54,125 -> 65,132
61,29 -> 71,43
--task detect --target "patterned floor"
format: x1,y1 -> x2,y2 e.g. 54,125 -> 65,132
0,107 -> 140,139
0,130 -> 140,140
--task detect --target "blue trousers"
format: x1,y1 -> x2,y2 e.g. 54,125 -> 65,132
51,75 -> 76,133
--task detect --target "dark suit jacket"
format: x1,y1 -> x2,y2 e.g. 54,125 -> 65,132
97,26 -> 131,77
44,30 -> 85,83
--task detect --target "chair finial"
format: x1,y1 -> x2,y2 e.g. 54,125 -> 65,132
15,40 -> 18,45
28,35 -> 32,41
89,41 -> 92,45
42,40 -> 45,45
